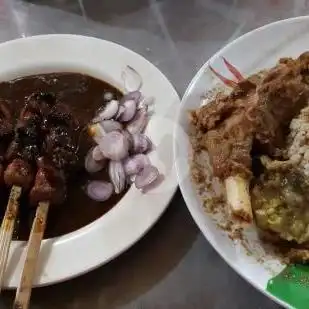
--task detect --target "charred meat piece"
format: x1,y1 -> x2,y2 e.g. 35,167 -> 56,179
30,103 -> 79,206
21,92 -> 57,121
51,146 -> 78,172
45,104 -> 80,173
4,158 -> 34,190
45,126 -> 78,172
29,157 -> 66,206
48,103 -> 79,130
6,117 -> 43,163
45,126 -> 75,152
0,99 -> 14,141
6,93 -> 49,163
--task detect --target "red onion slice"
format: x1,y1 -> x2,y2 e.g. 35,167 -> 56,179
121,66 -> 142,93
85,148 -> 106,173
131,134 -> 152,154
93,99 -> 119,122
134,165 -> 159,190
123,154 -> 150,176
109,161 -> 126,194
127,106 -> 148,134
138,96 -> 154,109
92,145 -> 105,161
86,181 -> 113,202
99,131 -> 129,161
100,120 -> 123,133
118,99 -> 137,122
115,105 -> 125,120
120,91 -> 142,104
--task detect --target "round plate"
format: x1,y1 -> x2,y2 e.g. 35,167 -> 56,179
174,17 -> 309,308
2,34 -> 180,287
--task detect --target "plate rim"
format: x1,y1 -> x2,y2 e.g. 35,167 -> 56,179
173,16 -> 309,309
0,34 -> 180,287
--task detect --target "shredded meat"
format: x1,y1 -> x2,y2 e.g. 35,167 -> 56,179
191,53 -> 309,179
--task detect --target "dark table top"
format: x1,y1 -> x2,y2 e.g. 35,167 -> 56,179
1,0 -> 306,308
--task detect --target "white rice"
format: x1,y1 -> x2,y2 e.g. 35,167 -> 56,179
288,105 -> 309,176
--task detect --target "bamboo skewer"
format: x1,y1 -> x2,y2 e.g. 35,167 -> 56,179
0,185 -> 22,291
225,175 -> 253,223
13,201 -> 49,309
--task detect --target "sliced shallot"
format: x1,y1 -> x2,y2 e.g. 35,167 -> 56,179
127,106 -> 148,134
123,130 -> 133,150
138,96 -> 154,109
118,99 -> 137,122
115,105 -> 125,120
135,165 -> 159,190
120,91 -> 142,104
92,145 -> 105,161
100,120 -> 123,133
86,181 -> 113,202
94,99 -> 119,122
99,131 -> 129,161
109,161 -> 126,194
131,133 -> 152,154
85,147 -> 106,173
122,66 -> 142,92
123,154 -> 150,176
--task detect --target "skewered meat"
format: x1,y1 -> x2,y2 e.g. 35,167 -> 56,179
4,159 -> 34,190
3,93 -> 51,191
30,102 -> 79,206
45,104 -> 79,173
29,157 -> 66,205
6,116 -> 43,163
48,102 -> 79,129
21,92 -> 56,121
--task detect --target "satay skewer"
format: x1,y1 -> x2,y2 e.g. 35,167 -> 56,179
0,185 -> 21,290
0,93 -> 52,291
0,158 -> 35,292
13,201 -> 49,309
14,102 -> 78,308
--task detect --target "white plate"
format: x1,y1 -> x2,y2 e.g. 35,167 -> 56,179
1,34 -> 180,287
174,17 -> 309,308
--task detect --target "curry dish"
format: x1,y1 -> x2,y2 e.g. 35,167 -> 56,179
190,52 -> 309,263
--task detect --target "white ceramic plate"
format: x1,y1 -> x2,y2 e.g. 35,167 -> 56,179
174,17 -> 309,308
1,34 -> 179,288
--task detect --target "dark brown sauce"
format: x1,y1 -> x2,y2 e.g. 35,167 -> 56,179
0,72 -> 127,240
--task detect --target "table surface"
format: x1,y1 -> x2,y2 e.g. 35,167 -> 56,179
0,0 -> 306,308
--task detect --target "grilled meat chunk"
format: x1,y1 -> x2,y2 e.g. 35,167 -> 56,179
4,158 -> 34,190
29,157 -> 66,206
